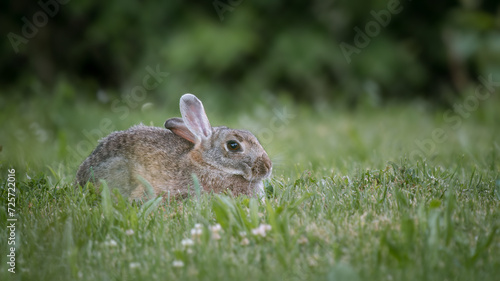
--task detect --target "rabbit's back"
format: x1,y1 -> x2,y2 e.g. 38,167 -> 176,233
76,125 -> 193,196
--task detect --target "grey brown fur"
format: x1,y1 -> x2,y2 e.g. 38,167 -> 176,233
76,94 -> 272,199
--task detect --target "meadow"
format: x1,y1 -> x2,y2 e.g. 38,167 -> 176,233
0,90 -> 499,281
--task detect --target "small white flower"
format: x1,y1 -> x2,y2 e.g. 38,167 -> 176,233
191,228 -> 203,238
190,223 -> 204,239
251,224 -> 272,237
239,231 -> 247,237
210,223 -> 223,240
104,239 -> 118,247
240,237 -> 250,246
210,224 -> 222,233
181,238 -> 194,247
172,260 -> 184,267
129,262 -> 140,269
125,229 -> 134,236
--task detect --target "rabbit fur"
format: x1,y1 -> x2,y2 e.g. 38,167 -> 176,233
76,94 -> 272,199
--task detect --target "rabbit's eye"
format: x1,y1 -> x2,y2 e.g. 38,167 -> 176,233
226,140 -> 241,152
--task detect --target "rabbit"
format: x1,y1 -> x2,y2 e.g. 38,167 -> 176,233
76,93 -> 272,200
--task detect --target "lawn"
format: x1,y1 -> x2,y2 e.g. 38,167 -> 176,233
0,92 -> 499,281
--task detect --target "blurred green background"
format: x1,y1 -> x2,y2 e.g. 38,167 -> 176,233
1,0 -> 499,178
2,0 -> 499,104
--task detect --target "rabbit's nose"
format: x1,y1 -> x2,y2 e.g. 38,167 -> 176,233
252,154 -> 272,179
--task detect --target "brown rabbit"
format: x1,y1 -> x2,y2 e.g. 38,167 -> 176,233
76,94 -> 272,199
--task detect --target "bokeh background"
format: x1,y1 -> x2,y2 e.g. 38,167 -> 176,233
1,0 -> 499,178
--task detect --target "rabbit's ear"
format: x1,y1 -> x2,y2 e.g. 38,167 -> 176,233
164,117 -> 197,143
179,94 -> 212,142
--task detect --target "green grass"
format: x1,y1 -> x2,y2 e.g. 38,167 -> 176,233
0,92 -> 499,281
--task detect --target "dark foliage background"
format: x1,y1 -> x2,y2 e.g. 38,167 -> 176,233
1,0 -> 499,107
